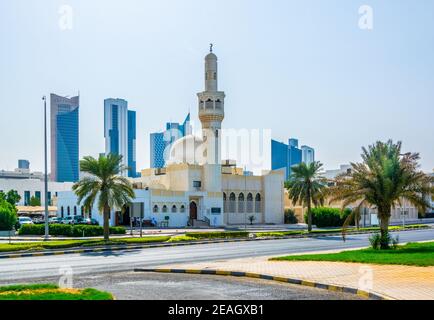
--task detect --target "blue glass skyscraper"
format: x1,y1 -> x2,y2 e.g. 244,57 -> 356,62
104,98 -> 137,178
150,113 -> 191,168
50,94 -> 79,182
127,110 -> 137,178
271,138 -> 303,181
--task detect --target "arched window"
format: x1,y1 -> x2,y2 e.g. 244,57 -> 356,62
61,206 -> 64,218
229,193 -> 236,212
74,206 -> 77,216
247,193 -> 253,213
255,194 -> 261,213
172,205 -> 177,213
238,193 -> 245,213
153,205 -> 159,213
162,205 -> 168,213
180,205 -> 185,213
67,206 -> 70,216
223,193 -> 228,212
81,206 -> 84,216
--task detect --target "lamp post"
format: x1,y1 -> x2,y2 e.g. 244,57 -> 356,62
42,96 -> 49,240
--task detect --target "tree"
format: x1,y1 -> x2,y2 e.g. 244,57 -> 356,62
285,162 -> 327,232
72,154 -> 135,241
330,140 -> 434,249
0,199 -> 17,231
29,196 -> 41,207
6,190 -> 21,206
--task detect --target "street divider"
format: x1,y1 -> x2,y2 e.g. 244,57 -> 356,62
133,268 -> 394,300
0,225 -> 430,259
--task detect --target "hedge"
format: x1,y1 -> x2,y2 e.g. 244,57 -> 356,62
185,231 -> 250,239
18,224 -> 126,237
304,207 -> 352,228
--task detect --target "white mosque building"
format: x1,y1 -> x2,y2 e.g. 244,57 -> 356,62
57,48 -> 285,227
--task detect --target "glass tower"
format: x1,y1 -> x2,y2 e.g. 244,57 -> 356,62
104,98 -> 137,177
271,138 -> 303,181
150,113 -> 192,168
50,94 -> 79,182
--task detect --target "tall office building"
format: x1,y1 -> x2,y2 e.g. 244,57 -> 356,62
50,94 -> 80,182
18,160 -> 30,170
301,145 -> 315,165
104,98 -> 137,177
271,138 -> 308,181
150,113 -> 192,168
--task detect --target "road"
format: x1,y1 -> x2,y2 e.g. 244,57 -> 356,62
0,228 -> 432,283
4,271 -> 364,300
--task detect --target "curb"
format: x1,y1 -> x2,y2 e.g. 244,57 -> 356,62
0,227 -> 430,260
134,268 -> 395,301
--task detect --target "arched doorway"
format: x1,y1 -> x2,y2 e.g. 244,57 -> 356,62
190,201 -> 198,220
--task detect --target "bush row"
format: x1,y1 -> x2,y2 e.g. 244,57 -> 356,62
185,231 -> 250,239
18,224 -> 126,237
304,207 -> 352,228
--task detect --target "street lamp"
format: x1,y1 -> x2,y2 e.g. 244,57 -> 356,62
42,96 -> 49,240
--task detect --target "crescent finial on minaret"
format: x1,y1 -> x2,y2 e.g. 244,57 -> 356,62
210,43 -> 213,53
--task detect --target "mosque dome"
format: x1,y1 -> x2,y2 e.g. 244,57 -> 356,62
205,52 -> 217,61
166,134 -> 207,166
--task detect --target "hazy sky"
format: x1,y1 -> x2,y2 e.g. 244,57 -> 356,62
0,0 -> 433,173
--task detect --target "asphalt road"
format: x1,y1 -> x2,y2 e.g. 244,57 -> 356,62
0,228 -> 432,283
3,271 -> 365,300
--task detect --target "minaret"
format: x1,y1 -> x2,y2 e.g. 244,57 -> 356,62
198,45 -> 225,192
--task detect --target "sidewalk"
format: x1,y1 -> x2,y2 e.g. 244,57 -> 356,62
150,257 -> 434,300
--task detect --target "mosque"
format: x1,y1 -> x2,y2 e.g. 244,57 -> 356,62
57,48 -> 285,227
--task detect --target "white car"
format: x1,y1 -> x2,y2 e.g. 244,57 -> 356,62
17,216 -> 34,227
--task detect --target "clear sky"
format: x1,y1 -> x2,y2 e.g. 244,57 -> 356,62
0,0 -> 433,173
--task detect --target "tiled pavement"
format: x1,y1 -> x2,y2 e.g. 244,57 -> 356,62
153,257 -> 434,300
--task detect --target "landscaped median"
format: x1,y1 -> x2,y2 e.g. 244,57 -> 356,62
0,224 -> 430,257
271,241 -> 434,267
0,284 -> 113,300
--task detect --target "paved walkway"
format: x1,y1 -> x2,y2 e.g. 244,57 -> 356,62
154,257 -> 434,300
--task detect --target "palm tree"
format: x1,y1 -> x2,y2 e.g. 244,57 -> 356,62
285,162 -> 327,232
330,140 -> 433,248
72,154 -> 135,241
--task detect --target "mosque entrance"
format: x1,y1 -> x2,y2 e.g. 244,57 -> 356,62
189,201 -> 198,220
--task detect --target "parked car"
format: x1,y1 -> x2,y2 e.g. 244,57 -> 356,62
16,216 -> 34,229
61,216 -> 74,225
81,218 -> 99,226
32,218 -> 45,224
49,217 -> 62,224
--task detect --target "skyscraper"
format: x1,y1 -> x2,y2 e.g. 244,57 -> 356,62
301,145 -> 315,165
104,98 -> 137,177
271,138 -> 302,181
50,94 -> 79,182
18,160 -> 30,170
150,113 -> 192,168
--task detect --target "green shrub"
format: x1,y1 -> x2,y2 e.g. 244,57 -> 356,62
284,209 -> 298,224
18,224 -> 126,237
18,224 -> 45,235
110,227 -> 126,235
304,207 -> 353,228
0,200 -> 17,231
369,232 -> 399,250
185,231 -> 249,239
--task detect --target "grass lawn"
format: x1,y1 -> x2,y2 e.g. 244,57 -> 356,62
271,241 -> 434,267
0,236 -> 171,253
0,284 -> 113,300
